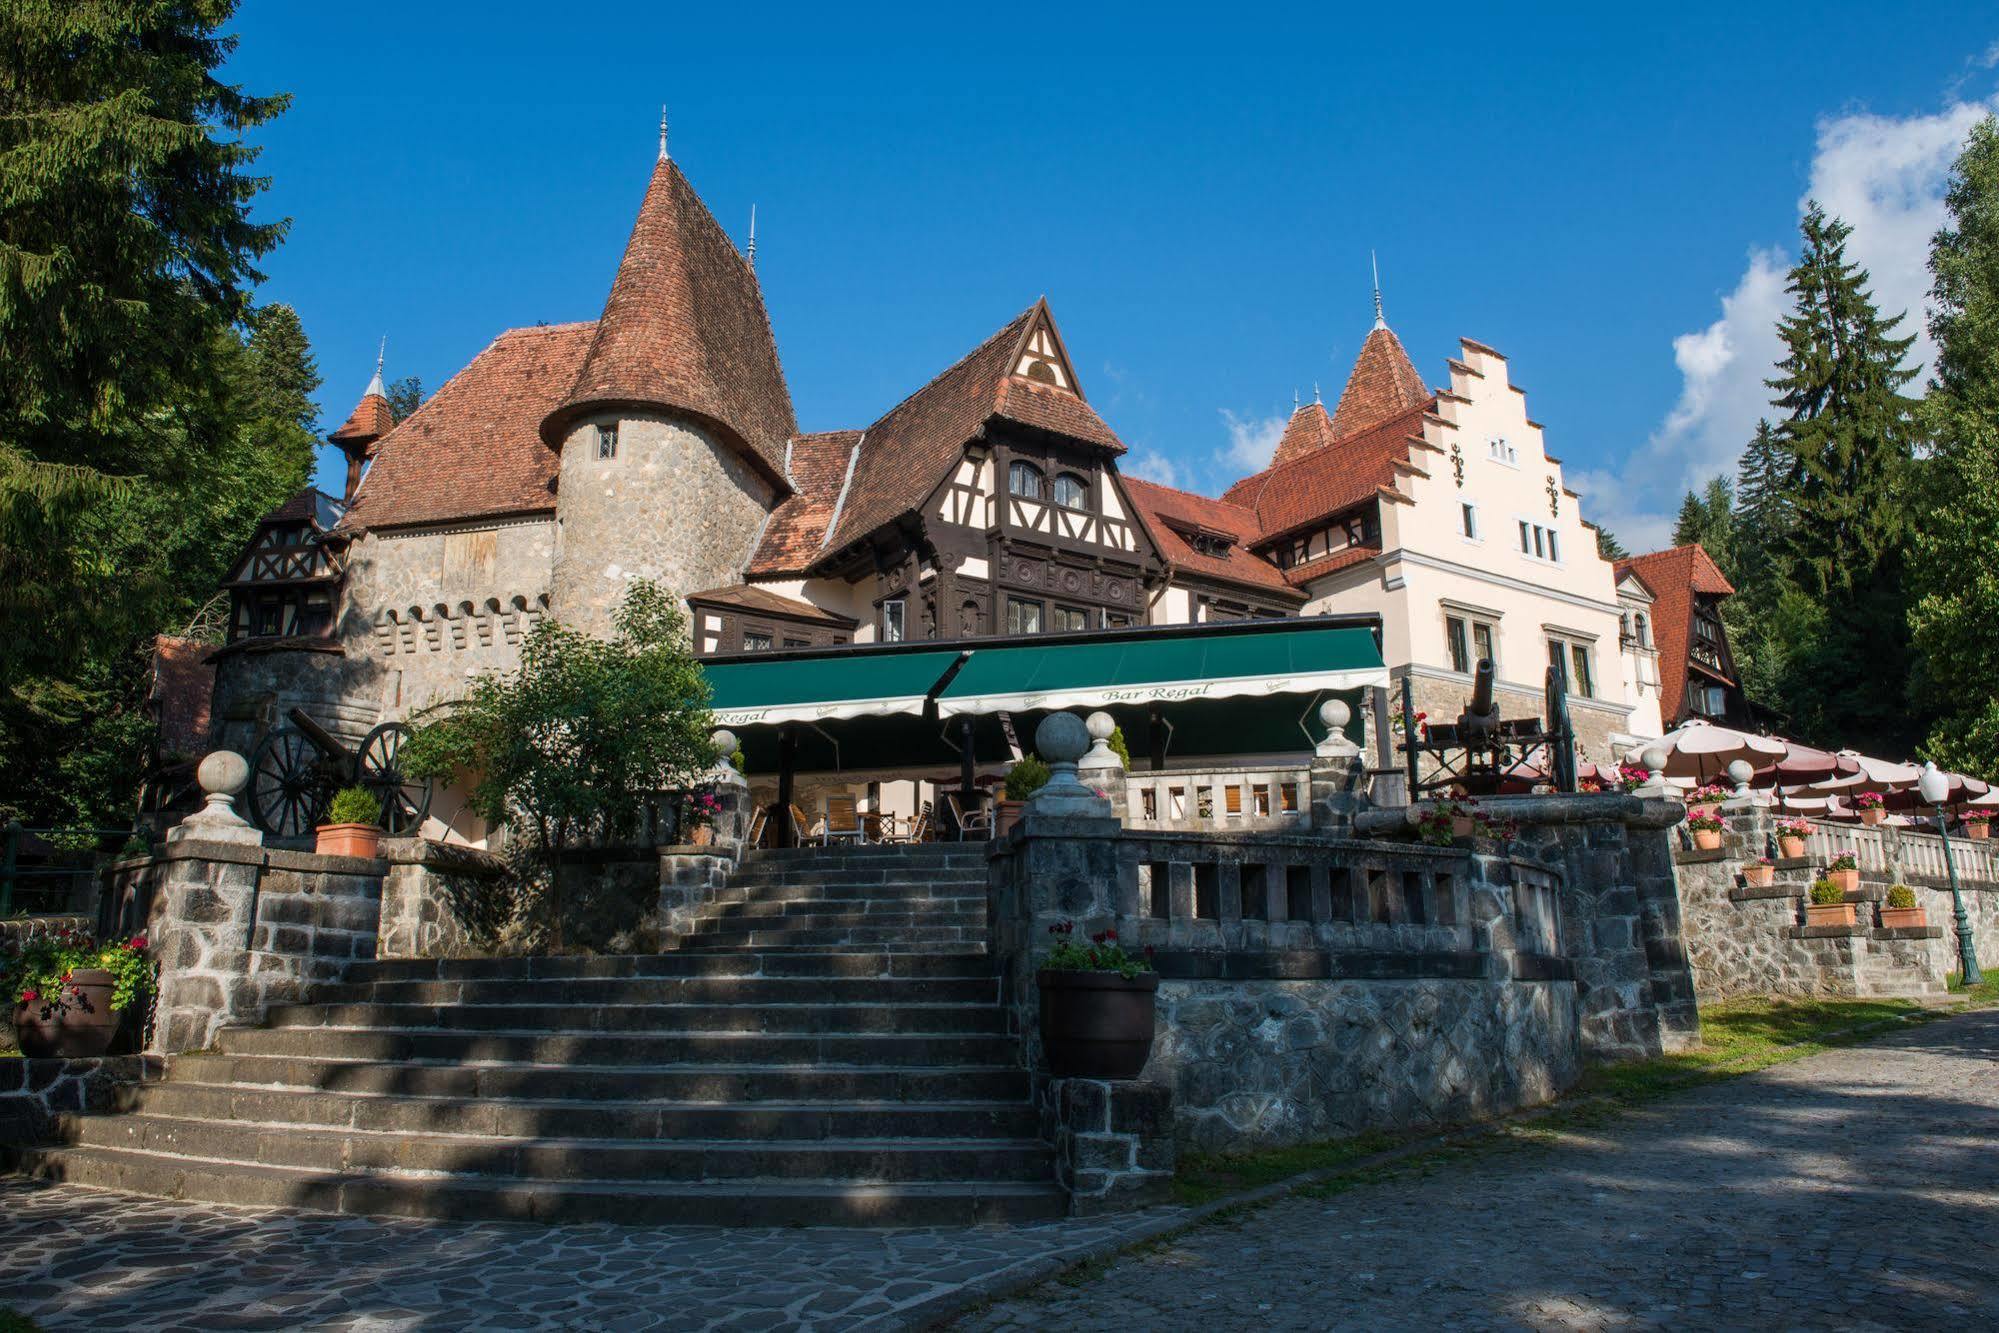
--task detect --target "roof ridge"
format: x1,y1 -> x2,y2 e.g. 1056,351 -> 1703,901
1121,472 -> 1255,513
860,304 -> 1037,434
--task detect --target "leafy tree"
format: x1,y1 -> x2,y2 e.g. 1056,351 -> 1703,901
401,582 -> 716,948
1909,116 -> 1999,778
385,375 -> 425,424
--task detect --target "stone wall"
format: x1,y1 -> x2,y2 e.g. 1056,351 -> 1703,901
376,839 -> 510,960
145,841 -> 384,1054
0,1055 -> 162,1146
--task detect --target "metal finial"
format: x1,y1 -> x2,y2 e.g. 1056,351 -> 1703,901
747,203 -> 757,269
658,105 -> 669,162
1293,388 -> 1301,410
365,336 -> 386,398
1314,380 -> 1322,404
1371,250 -> 1386,330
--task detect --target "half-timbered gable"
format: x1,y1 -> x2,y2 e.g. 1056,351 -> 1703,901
222,488 -> 347,643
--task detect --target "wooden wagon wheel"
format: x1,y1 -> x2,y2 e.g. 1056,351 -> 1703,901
248,726 -> 330,839
357,721 -> 432,836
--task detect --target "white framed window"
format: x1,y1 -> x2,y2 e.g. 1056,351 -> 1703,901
1487,438 -> 1519,466
1443,607 -> 1499,675
1517,519 -> 1562,565
596,424 -> 618,460
882,599 -> 905,642
1546,636 -> 1595,698
1008,461 -> 1044,500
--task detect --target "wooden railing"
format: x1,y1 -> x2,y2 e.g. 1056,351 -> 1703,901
1124,767 -> 1309,832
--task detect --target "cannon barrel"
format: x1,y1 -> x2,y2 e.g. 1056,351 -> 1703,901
1460,658 -> 1501,742
286,706 -> 356,764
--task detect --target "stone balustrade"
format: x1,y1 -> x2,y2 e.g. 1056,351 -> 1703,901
1799,816 -> 1999,886
1122,767 -> 1311,833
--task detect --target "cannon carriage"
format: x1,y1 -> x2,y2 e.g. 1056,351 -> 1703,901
246,707 -> 432,840
1397,658 -> 1578,797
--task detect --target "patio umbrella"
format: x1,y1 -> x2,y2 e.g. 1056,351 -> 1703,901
1886,768 -> 1986,812
1753,740 -> 1849,788
1651,720 -> 1786,785
1797,751 -> 1920,797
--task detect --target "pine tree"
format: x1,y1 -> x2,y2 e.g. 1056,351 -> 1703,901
1670,476 -> 1738,582
1759,203 -> 1924,753
1594,527 -> 1629,561
386,376 -> 426,424
1909,116 -> 1999,777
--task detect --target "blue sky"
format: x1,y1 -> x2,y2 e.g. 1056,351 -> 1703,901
224,3 -> 1999,549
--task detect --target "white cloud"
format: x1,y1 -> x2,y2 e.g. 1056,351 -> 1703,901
1576,93 -> 1997,554
1218,408 -> 1287,473
1125,449 -> 1182,487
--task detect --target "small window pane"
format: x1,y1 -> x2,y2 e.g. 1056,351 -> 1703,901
1053,606 -> 1088,633
743,632 -> 773,652
1519,521 -> 1530,553
1008,462 -> 1043,499
1547,530 -> 1560,562
1446,616 -> 1469,674
1460,503 -> 1477,538
882,599 -> 905,642
1008,598 -> 1043,635
597,424 -> 618,459
1572,644 -> 1593,698
1533,527 -> 1545,558
1053,473 -> 1089,508
1472,621 -> 1495,668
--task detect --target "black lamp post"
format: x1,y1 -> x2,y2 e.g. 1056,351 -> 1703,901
1918,762 -> 1983,988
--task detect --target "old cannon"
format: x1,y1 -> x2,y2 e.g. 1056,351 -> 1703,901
1397,659 -> 1577,796
246,707 -> 432,840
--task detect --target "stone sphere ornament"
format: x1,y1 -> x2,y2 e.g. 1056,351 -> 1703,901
1319,698 -> 1352,731
710,729 -> 738,762
1641,746 -> 1669,776
198,748 -> 250,798
1034,711 -> 1091,768
1085,711 -> 1116,744
1727,759 -> 1754,795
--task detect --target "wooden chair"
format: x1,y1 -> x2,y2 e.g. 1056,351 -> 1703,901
746,805 -> 769,849
822,795 -> 867,845
786,803 -> 813,848
904,800 -> 935,844
946,791 -> 992,841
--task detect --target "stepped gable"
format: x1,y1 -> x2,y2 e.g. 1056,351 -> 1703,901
1328,323 -> 1429,438
1268,401 -> 1341,470
541,158 -> 796,487
338,323 -> 594,532
1223,398 -> 1434,541
1615,543 -> 1737,717
1121,476 -> 1300,596
819,301 -> 1124,558
746,429 -> 862,576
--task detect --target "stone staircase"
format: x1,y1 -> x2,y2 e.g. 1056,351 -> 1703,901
18,843 -> 1066,1225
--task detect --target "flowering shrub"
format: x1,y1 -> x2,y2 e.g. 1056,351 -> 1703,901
1414,798 -> 1517,846
2,928 -> 155,1018
1689,783 -> 1729,806
1886,884 -> 1917,910
681,790 -> 724,830
1828,853 -> 1857,872
1687,812 -> 1725,833
1753,855 -> 1775,868
1776,817 -> 1813,840
326,786 -> 383,827
1851,791 -> 1885,811
1040,921 -> 1155,979
1961,811 -> 1990,828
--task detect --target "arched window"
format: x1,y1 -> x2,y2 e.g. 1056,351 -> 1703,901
1053,473 -> 1090,509
1008,461 -> 1044,500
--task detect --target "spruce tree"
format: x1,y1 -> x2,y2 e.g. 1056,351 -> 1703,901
1909,116 -> 1999,777
1671,477 -> 1738,582
1760,203 -> 1923,753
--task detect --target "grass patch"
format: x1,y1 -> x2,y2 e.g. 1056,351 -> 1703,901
1173,1130 -> 1405,1206
1,1311 -> 43,1333
1946,971 -> 1999,1004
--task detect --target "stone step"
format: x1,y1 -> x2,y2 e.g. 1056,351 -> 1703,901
214,1025 -> 1020,1069
170,1054 -> 1033,1103
264,1001 -> 1008,1036
12,1145 -> 1067,1226
744,846 -> 985,867
719,868 -> 988,890
698,899 -> 986,924
58,1115 -> 1055,1184
133,1083 -> 1043,1140
312,973 -> 1003,1008
350,951 -> 997,984
671,926 -> 981,951
686,911 -> 985,938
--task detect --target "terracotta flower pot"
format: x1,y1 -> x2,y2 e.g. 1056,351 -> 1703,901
1964,821 -> 1989,841
993,800 -> 1025,838
315,823 -> 382,859
1806,901 -> 1857,928
1692,827 -> 1723,851
12,967 -> 120,1059
1742,865 -> 1775,888
1827,868 -> 1860,893
1450,816 -> 1477,838
1777,836 -> 1807,860
1037,969 -> 1159,1079
1879,906 -> 1927,929
1859,807 -> 1885,826
687,824 -> 715,847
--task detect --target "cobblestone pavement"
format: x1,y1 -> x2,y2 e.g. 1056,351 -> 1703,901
957,1007 -> 1999,1331
0,1181 -> 1172,1331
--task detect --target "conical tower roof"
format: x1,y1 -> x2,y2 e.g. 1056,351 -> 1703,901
541,157 -> 796,485
1269,400 -> 1339,470
328,361 -> 395,454
1328,323 -> 1428,438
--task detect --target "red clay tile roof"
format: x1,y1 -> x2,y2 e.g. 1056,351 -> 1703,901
1223,399 -> 1433,541
747,430 -> 861,576
150,634 -> 215,759
542,159 -> 796,484
686,583 -> 858,627
1283,543 -> 1380,587
265,486 -> 342,526
1269,402 -> 1341,469
820,301 -> 1125,557
1120,476 -> 1302,596
328,392 -> 395,449
1329,325 -> 1429,438
339,323 -> 594,532
1615,544 -> 1737,722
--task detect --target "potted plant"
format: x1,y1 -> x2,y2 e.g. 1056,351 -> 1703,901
1687,811 -> 1725,851
316,785 -> 385,859
6,928 -> 156,1059
1741,855 -> 1776,888
1688,782 -> 1729,818
1825,852 -> 1860,894
1776,817 -> 1811,860
1961,811 -> 1990,840
681,790 -> 723,846
996,755 -> 1050,837
1036,921 -> 1158,1078
1806,879 -> 1856,928
1852,791 -> 1886,826
1880,883 -> 1927,930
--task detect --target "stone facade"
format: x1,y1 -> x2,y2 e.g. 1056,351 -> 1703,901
551,414 -> 776,640
376,840 -> 509,960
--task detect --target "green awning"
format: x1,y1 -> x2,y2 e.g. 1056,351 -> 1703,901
706,649 -> 966,729
934,623 -> 1385,717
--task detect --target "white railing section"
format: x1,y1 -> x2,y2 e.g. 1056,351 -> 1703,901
1804,817 -> 1999,883
1125,767 -> 1309,832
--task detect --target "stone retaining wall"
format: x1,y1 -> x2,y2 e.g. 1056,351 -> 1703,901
0,1055 -> 162,1145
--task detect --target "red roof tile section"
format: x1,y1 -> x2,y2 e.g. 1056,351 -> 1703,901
747,430 -> 861,576
1269,402 -> 1341,470
328,392 -> 395,450
1329,325 -> 1429,438
542,159 -> 796,484
1615,544 -> 1737,722
1121,476 -> 1302,596
1283,543 -> 1380,587
340,323 -> 594,532
1223,399 -> 1433,541
821,301 -> 1124,557
686,583 -> 858,627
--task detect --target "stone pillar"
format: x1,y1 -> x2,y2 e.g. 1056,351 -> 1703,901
1045,1077 -> 1175,1214
1077,710 -> 1128,825
1309,698 -> 1369,834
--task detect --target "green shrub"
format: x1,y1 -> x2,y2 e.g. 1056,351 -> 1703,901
1828,853 -> 1857,872
1106,726 -> 1132,769
1809,879 -> 1844,906
1004,755 -> 1052,801
326,786 -> 383,827
1886,883 -> 1917,909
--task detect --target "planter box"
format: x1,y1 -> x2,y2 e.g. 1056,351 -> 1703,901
1825,868 -> 1860,893
1778,836 -> 1807,859
1038,970 -> 1159,1079
1741,866 -> 1776,888
1691,827 -> 1723,851
1806,902 -> 1857,928
1964,821 -> 1990,840
1879,906 -> 1928,929
12,967 -> 120,1059
315,823 -> 382,859
1858,808 -> 1885,826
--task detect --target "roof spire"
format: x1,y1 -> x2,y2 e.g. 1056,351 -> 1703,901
365,336 -> 386,399
746,203 -> 757,270
1293,388 -> 1301,411
1313,379 -> 1322,404
658,105 -> 669,162
1371,250 -> 1386,330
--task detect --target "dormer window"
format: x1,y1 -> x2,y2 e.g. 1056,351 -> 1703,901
597,424 -> 618,460
1053,473 -> 1090,509
1008,461 -> 1044,500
